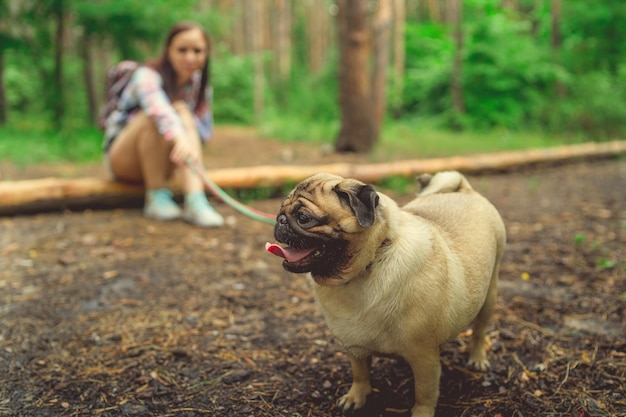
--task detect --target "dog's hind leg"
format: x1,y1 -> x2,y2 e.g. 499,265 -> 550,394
467,261 -> 499,371
338,353 -> 372,410
405,346 -> 441,417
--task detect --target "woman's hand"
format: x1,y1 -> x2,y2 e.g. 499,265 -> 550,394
170,136 -> 199,166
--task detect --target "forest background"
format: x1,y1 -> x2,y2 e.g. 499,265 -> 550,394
0,0 -> 625,164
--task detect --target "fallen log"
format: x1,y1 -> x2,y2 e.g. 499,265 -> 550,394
1,140 -> 625,216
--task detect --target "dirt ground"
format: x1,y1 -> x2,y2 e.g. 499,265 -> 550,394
1,130 -> 625,417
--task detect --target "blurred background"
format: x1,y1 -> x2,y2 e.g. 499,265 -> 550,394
0,0 -> 625,163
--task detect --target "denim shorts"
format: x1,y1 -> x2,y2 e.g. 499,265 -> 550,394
102,153 -> 116,181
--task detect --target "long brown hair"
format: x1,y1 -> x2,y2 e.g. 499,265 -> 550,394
146,21 -> 210,112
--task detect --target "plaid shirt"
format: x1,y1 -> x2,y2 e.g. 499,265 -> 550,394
103,66 -> 213,152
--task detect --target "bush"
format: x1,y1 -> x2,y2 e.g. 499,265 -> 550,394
402,22 -> 454,120
212,50 -> 256,124
559,68 -> 626,138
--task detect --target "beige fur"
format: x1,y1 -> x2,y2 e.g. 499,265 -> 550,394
272,171 -> 506,417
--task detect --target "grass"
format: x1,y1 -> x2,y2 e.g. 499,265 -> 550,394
259,116 -> 586,162
0,116 -> 587,166
0,122 -> 102,166
372,120 -> 585,161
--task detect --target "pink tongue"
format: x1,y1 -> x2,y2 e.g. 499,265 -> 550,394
265,242 -> 316,263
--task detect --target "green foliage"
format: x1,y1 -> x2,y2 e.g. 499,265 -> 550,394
561,0 -> 626,75
396,0 -> 626,138
3,51 -> 39,113
375,118 -> 575,159
227,182 -> 297,203
2,0 -> 626,162
462,12 -> 560,130
557,68 -> 626,138
596,258 -> 617,271
402,8 -> 562,131
402,22 -> 454,118
212,50 -> 256,124
0,120 -> 101,166
261,56 -> 340,141
571,232 -> 620,272
73,0 -> 205,58
259,115 -> 338,144
376,175 -> 413,195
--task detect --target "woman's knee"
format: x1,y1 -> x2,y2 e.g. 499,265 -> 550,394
133,112 -> 160,135
127,113 -> 166,152
172,101 -> 196,125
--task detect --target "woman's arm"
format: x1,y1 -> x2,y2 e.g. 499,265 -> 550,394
128,66 -> 187,141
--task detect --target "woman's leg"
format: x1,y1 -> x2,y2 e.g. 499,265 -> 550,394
108,105 -> 222,227
171,101 -> 224,227
171,101 -> 204,194
108,112 -> 181,220
107,112 -> 174,189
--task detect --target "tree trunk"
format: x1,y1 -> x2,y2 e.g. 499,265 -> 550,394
449,0 -> 465,127
231,0 -> 245,54
80,34 -> 98,125
52,0 -> 65,129
427,0 -> 442,22
371,0 -> 393,133
0,50 -> 6,125
273,0 -> 292,82
335,0 -> 376,154
250,0 -> 265,121
391,0 -> 406,118
551,0 -> 565,98
306,0 -> 330,74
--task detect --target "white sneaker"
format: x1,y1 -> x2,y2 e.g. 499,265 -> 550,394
183,192 -> 224,227
144,189 -> 182,221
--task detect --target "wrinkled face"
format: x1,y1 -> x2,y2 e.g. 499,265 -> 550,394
268,173 -> 381,286
167,28 -> 207,86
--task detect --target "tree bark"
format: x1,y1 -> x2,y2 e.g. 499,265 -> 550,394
391,0 -> 406,118
273,0 -> 292,82
0,50 -> 6,125
449,0 -> 465,127
551,0 -> 565,98
427,0 -> 442,22
371,0 -> 393,133
306,0 -> 330,74
52,0 -> 65,129
250,0 -> 265,121
80,34 -> 98,125
231,0 -> 245,54
335,0 -> 377,153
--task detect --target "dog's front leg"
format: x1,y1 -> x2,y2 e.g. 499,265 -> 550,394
406,347 -> 441,417
338,353 -> 372,410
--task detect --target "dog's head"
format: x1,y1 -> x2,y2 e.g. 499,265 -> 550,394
266,173 -> 385,286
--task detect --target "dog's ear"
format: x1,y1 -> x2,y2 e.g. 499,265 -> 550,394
334,182 -> 379,228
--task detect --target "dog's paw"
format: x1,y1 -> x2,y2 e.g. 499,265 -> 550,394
411,404 -> 436,417
466,356 -> 490,372
337,383 -> 371,410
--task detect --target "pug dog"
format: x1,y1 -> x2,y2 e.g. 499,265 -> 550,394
266,171 -> 506,417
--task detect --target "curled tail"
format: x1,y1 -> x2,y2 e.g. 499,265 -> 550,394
417,171 -> 474,196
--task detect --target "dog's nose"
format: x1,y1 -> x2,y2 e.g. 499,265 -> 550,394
277,214 -> 288,225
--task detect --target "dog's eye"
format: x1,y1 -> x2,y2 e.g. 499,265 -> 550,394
297,212 -> 313,226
